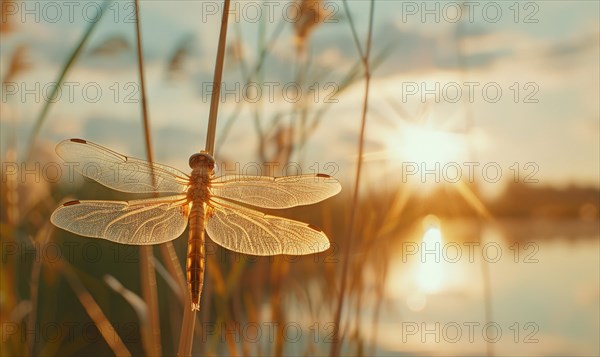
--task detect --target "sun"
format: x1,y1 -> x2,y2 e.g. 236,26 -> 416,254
362,117 -> 469,190
392,123 -> 467,165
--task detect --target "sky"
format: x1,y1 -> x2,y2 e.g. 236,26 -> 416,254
1,0 -> 599,193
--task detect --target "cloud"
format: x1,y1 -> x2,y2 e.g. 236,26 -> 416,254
543,32 -> 600,69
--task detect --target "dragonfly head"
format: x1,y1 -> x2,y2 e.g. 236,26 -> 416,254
189,152 -> 215,171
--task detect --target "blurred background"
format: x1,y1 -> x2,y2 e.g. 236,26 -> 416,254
1,0 -> 599,355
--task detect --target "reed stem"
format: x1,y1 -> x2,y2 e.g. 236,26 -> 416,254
205,0 -> 231,156
133,0 -> 162,354
178,1 -> 231,355
330,1 -> 375,355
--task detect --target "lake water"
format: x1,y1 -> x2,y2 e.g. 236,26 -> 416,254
374,218 -> 600,356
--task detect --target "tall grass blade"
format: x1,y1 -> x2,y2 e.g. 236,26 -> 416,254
159,243 -> 187,299
330,1 -> 376,355
26,0 -> 111,159
60,262 -> 132,357
26,222 -> 54,356
215,20 -> 286,153
104,274 -> 153,354
132,0 -> 162,354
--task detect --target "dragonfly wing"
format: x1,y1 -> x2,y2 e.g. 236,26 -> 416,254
205,197 -> 330,255
210,174 -> 341,209
56,139 -> 189,193
51,195 -> 189,245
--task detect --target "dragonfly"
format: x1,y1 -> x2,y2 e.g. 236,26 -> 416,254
51,139 -> 341,311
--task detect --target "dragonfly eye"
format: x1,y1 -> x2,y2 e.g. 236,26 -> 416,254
189,153 -> 215,170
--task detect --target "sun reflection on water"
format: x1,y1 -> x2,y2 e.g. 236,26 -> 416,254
407,215 -> 447,311
415,223 -> 445,293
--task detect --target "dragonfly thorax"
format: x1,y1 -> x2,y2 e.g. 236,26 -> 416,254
188,153 -> 214,202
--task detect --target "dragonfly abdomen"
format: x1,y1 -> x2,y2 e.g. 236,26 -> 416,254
187,201 -> 206,311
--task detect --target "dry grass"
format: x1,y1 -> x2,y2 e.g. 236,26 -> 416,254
330,1 -> 375,355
